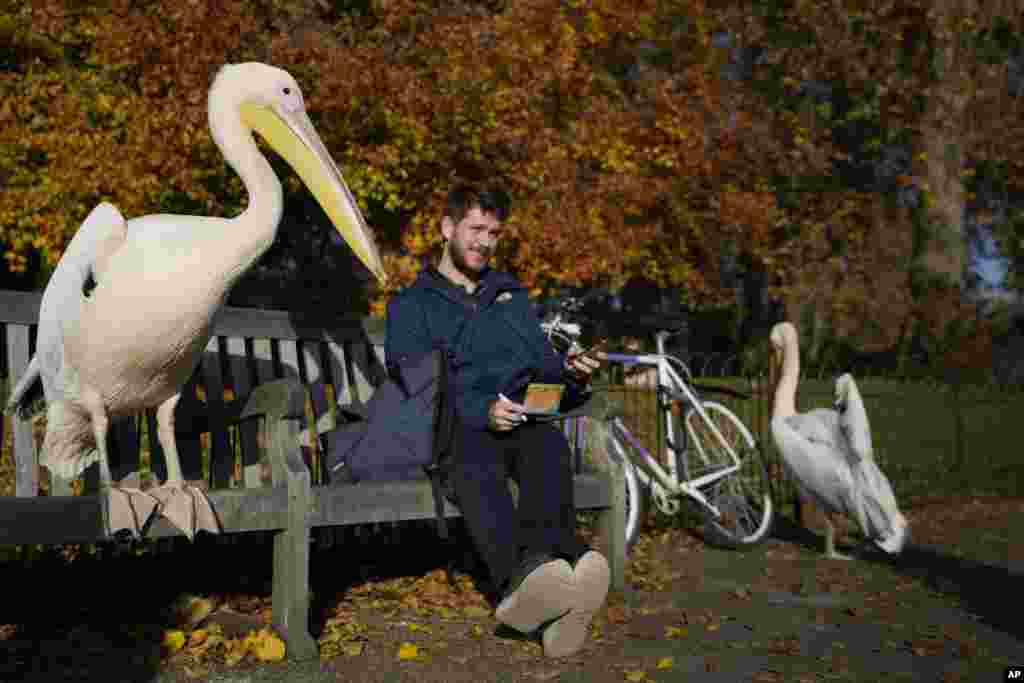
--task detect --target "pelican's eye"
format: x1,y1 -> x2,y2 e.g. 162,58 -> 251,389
283,87 -> 291,95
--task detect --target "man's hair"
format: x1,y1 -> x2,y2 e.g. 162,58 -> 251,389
445,184 -> 510,224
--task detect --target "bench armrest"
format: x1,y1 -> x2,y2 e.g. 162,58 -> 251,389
237,379 -> 308,489
239,378 -> 307,423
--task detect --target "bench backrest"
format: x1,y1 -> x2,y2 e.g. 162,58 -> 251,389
1,290 -> 388,496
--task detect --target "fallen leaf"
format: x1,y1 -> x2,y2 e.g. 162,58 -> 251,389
187,629 -> 208,648
182,665 -> 208,680
397,642 -> 420,660
605,605 -> 630,624
250,628 -> 286,662
665,626 -> 688,639
624,670 -> 647,681
656,656 -> 674,670
463,605 -> 490,618
175,596 -> 217,628
223,639 -> 248,667
344,642 -> 364,657
707,623 -> 720,632
162,630 -> 186,654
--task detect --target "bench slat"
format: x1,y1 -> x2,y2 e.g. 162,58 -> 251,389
202,337 -> 233,489
309,474 -> 612,527
0,487 -> 292,544
225,336 -> 260,489
326,342 -> 351,406
5,324 -> 37,497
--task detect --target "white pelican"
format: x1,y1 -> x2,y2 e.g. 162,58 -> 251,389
769,322 -> 908,559
5,62 -> 387,539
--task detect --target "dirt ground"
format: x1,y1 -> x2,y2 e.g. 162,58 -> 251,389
1,497 -> 1022,683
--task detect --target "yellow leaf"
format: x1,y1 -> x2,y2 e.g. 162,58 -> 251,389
224,639 -> 248,667
657,656 -> 674,670
344,642 -> 364,657
665,626 -> 688,639
707,623 -> 720,632
624,670 -> 647,681
182,665 -> 208,679
187,629 -> 208,648
463,605 -> 490,618
175,596 -> 216,628
251,628 -> 286,662
162,630 -> 186,654
397,642 -> 420,660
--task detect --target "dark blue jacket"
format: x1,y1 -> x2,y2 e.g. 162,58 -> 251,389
385,267 -> 589,432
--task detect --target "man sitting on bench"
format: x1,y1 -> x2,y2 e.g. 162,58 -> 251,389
385,184 -> 611,658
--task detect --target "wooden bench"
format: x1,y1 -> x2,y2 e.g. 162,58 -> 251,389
0,289 -> 627,659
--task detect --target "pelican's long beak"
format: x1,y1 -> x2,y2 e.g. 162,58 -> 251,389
240,103 -> 388,284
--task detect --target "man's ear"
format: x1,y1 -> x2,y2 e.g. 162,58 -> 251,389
441,216 -> 455,242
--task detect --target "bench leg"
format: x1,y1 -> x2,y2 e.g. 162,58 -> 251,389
268,417 -> 318,660
272,516 -> 316,659
595,457 -> 627,593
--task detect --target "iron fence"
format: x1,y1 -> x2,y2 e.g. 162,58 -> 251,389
596,348 -> 1024,518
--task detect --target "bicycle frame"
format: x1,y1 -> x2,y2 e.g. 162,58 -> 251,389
541,314 -> 743,519
602,332 -> 742,520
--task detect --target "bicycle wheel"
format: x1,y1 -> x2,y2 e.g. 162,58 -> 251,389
680,401 -> 773,548
604,421 -> 645,550
579,417 -> 645,552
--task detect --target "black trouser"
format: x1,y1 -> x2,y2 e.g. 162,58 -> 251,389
447,421 -> 586,594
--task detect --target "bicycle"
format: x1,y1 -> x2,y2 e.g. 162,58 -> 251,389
540,295 -> 775,551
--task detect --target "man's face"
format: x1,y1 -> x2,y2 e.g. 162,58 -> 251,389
442,206 -> 503,275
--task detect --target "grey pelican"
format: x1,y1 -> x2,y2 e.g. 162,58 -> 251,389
5,62 -> 386,539
769,322 -> 908,559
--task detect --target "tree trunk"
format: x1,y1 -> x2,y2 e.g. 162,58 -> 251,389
912,0 -> 976,289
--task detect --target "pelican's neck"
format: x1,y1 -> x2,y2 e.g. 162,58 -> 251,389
209,98 -> 283,271
773,337 -> 799,419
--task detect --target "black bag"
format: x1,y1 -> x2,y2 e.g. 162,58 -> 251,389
324,348 -> 457,537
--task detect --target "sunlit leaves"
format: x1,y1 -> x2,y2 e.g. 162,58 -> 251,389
2,0 -> 776,313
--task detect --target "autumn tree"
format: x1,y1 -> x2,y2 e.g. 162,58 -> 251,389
707,0 -> 1024,369
2,0 -> 776,319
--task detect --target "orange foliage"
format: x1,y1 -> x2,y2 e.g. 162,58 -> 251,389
1,0 -> 775,312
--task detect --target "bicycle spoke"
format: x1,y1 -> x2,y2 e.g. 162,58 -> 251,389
683,402 -> 774,547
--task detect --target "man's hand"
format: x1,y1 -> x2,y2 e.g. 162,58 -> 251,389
489,394 -> 526,432
565,350 -> 603,383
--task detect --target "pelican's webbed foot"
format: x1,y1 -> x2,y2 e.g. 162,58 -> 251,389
150,480 -> 220,541
103,486 -> 160,539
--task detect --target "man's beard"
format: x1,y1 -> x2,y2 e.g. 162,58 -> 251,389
450,239 -> 491,276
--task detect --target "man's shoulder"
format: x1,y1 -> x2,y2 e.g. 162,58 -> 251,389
388,270 -> 435,304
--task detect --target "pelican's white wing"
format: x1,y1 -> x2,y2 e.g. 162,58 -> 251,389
836,375 -> 907,552
771,412 -> 860,522
37,202 -> 127,402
